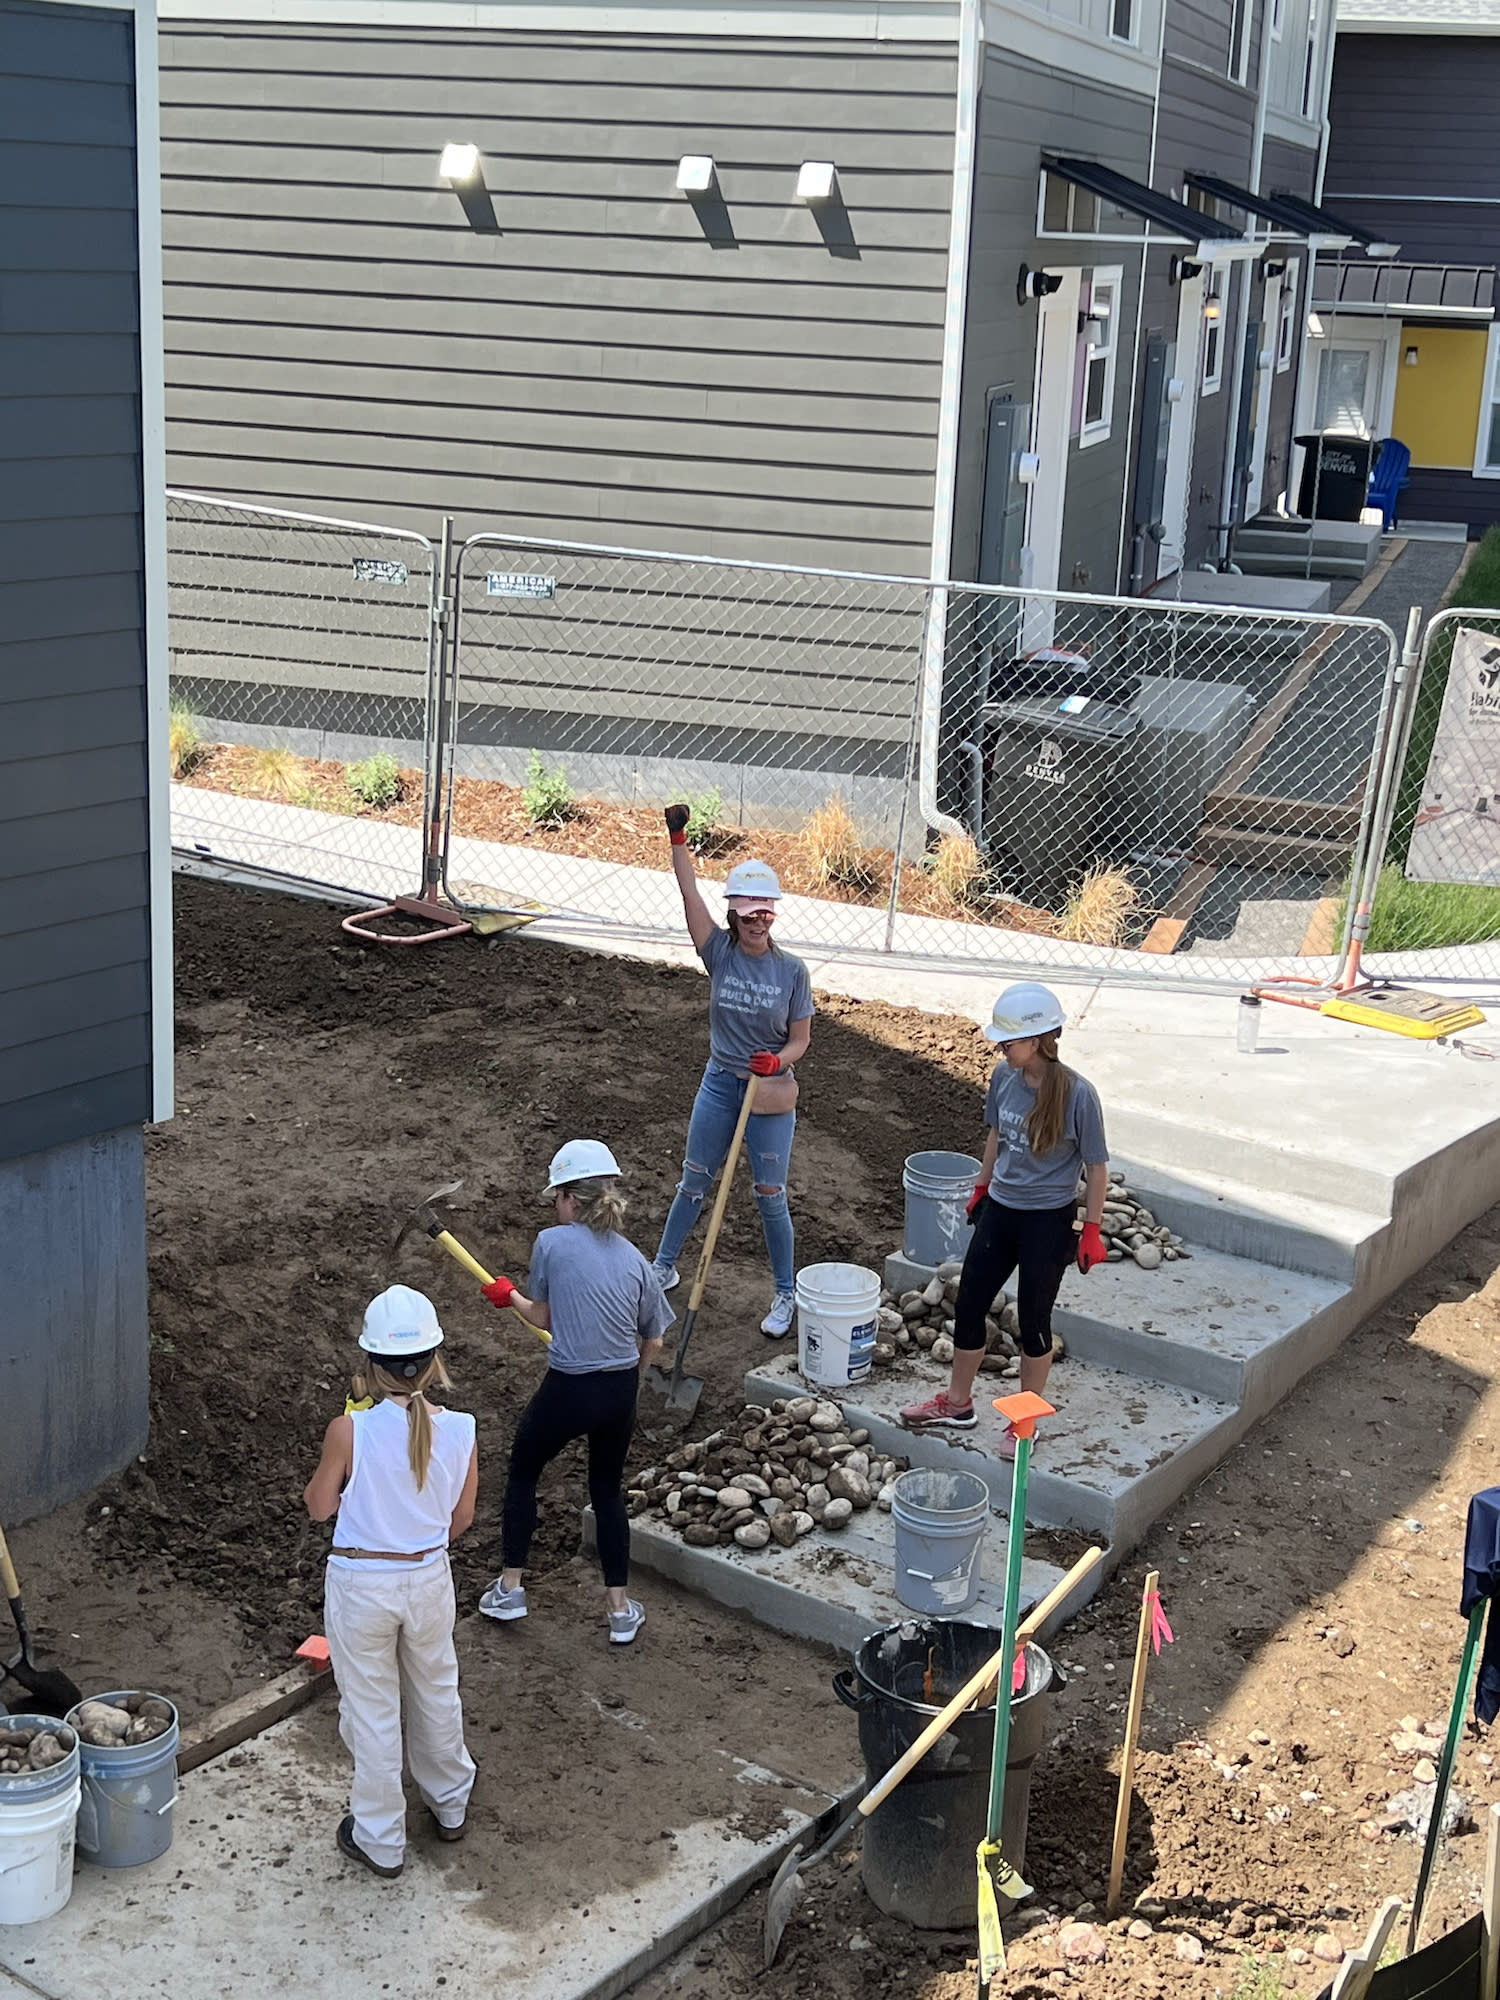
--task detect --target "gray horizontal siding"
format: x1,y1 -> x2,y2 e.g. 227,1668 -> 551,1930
157,25 -> 956,572
0,0 -> 151,1169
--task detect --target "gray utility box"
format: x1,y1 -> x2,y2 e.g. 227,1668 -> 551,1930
979,673 -> 1250,907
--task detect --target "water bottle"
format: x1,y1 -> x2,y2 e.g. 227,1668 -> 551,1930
1237,994 -> 1262,1054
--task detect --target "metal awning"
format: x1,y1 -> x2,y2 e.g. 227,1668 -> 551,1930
1183,170 -> 1378,246
1043,157 -> 1245,244
1312,260 -> 1495,321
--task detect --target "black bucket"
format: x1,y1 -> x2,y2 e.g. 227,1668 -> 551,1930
834,1619 -> 1058,1931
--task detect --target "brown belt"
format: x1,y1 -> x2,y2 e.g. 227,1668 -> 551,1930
330,1545 -> 444,1562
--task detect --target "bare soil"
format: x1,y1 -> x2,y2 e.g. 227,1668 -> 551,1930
7,874 -> 1500,2000
178,741 -> 1069,930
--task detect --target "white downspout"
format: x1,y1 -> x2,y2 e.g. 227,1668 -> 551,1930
918,0 -> 982,840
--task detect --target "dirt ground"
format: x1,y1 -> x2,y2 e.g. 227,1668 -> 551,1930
8,875 -> 1500,2000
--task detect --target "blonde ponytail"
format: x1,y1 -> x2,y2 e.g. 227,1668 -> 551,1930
1025,1033 -> 1076,1158
348,1350 -> 452,1490
566,1175 -> 628,1236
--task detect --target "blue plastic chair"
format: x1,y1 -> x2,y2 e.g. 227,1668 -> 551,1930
1368,438 -> 1411,532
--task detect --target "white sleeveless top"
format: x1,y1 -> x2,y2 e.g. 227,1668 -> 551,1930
329,1399 -> 476,1571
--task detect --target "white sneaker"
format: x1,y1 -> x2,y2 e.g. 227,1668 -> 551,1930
478,1580 -> 527,1622
650,1262 -> 680,1293
760,1291 -> 796,1339
608,1599 -> 646,1646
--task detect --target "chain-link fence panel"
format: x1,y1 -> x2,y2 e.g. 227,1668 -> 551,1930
446,530 -> 1400,985
1347,607 -> 1500,987
932,582 -> 1402,981
446,534 -> 928,953
166,491 -> 439,905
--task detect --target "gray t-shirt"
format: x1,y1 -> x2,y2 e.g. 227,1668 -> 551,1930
527,1224 -> 675,1376
698,927 -> 814,1075
984,1065 -> 1108,1211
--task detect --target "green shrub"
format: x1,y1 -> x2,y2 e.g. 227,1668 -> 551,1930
684,788 -> 724,852
1349,864 -> 1500,953
168,699 -> 203,780
346,752 -> 402,809
522,752 -> 576,828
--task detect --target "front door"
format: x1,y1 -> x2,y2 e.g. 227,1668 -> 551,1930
1313,336 -> 1387,438
1022,266 -> 1082,642
1244,277 -> 1280,515
1158,267 -> 1206,579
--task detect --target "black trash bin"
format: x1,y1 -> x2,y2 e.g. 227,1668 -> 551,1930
979,693 -> 1141,910
833,1620 -> 1058,1931
1295,433 -> 1377,522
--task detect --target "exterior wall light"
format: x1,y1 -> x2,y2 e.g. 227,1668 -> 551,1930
1367,241 -> 1400,258
1016,264 -> 1065,304
439,143 -> 480,184
676,155 -> 718,195
1203,296 -> 1223,322
795,161 -> 838,204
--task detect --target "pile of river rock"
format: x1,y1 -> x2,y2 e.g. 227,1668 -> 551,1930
0,1722 -> 76,1774
628,1396 -> 910,1548
72,1695 -> 173,1747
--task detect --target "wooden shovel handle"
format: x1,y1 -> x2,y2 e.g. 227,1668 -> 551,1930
0,1524 -> 19,1605
685,1074 -> 759,1314
857,1544 -> 1103,1818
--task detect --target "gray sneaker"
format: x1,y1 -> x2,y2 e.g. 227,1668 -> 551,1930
479,1580 -> 527,1623
650,1263 -> 680,1293
760,1290 -> 796,1338
608,1599 -> 646,1646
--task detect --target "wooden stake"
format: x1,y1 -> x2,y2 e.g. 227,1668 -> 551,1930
1482,1801 -> 1500,2000
1329,1896 -> 1402,2000
1106,1571 -> 1158,1920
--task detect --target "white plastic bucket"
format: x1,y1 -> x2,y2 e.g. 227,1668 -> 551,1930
0,1716 -> 81,1925
65,1692 -> 179,1869
890,1467 -> 991,1615
796,1262 -> 881,1388
902,1152 -> 982,1270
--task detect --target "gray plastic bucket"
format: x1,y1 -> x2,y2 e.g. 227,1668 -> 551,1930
890,1466 -> 991,1614
65,1692 -> 179,1869
0,1716 -> 81,1925
902,1151 -> 982,1269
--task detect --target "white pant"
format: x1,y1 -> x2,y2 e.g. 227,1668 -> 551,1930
324,1557 -> 476,1869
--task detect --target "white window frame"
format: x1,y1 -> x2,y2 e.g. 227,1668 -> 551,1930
1301,0 -> 1320,117
1109,0 -> 1138,44
1228,0 -> 1254,84
1037,172 -> 1101,238
1276,258 -> 1299,372
1202,265 -> 1227,394
1271,0 -> 1284,40
1474,323 -> 1500,479
1079,267 -> 1122,448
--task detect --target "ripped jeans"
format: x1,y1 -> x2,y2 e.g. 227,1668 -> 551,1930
654,1061 -> 796,1294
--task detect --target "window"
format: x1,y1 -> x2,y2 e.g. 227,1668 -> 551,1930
1301,0 -> 1320,117
1040,173 -> 1100,235
1271,0 -> 1284,39
1476,325 -> 1500,477
1229,0 -> 1253,82
1276,260 -> 1299,371
1110,0 -> 1137,42
1202,265 -> 1226,394
1079,269 -> 1121,446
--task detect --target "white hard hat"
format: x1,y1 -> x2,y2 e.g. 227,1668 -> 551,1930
723,860 -> 782,904
544,1138 -> 623,1190
982,982 -> 1067,1042
360,1284 -> 444,1357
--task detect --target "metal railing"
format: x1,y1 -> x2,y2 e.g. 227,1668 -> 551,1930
167,490 -> 1490,993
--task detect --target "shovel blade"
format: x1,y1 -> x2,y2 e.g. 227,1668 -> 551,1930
762,1844 -> 806,1968
643,1360 -> 703,1420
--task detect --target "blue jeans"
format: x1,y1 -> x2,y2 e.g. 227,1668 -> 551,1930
655,1061 -> 796,1293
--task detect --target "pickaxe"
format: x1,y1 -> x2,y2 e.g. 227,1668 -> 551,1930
392,1181 -> 551,1346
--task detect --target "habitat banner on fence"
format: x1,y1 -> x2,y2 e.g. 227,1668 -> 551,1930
1407,625 -> 1500,887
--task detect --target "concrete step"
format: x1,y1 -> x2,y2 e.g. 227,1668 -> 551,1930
746,1354 -> 1240,1550
607,1506 -> 1088,1658
1114,1155 -> 1380,1282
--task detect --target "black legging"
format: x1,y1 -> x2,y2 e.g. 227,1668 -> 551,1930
954,1196 -> 1076,1359
502,1365 -> 638,1588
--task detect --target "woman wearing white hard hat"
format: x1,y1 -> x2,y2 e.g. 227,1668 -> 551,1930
902,983 -> 1109,1449
303,1284 -> 479,1879
650,807 -> 815,1338
476,1140 -> 673,1646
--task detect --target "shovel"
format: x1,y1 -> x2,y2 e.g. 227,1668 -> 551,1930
645,1074 -> 759,1421
763,1541 -> 1101,1968
1,1523 -> 84,1717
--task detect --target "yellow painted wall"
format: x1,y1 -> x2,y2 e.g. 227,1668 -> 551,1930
1392,324 -> 1488,468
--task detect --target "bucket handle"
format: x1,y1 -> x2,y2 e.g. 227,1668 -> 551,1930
904,1562 -> 977,1584
831,1669 -> 875,1712
156,1792 -> 180,1815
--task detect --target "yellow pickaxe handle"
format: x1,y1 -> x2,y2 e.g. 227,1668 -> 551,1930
433,1229 -> 551,1346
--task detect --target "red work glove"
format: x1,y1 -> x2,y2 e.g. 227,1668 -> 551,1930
967,1181 -> 988,1222
1076,1222 -> 1107,1274
482,1275 -> 516,1309
748,1052 -> 781,1076
664,803 -> 689,847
